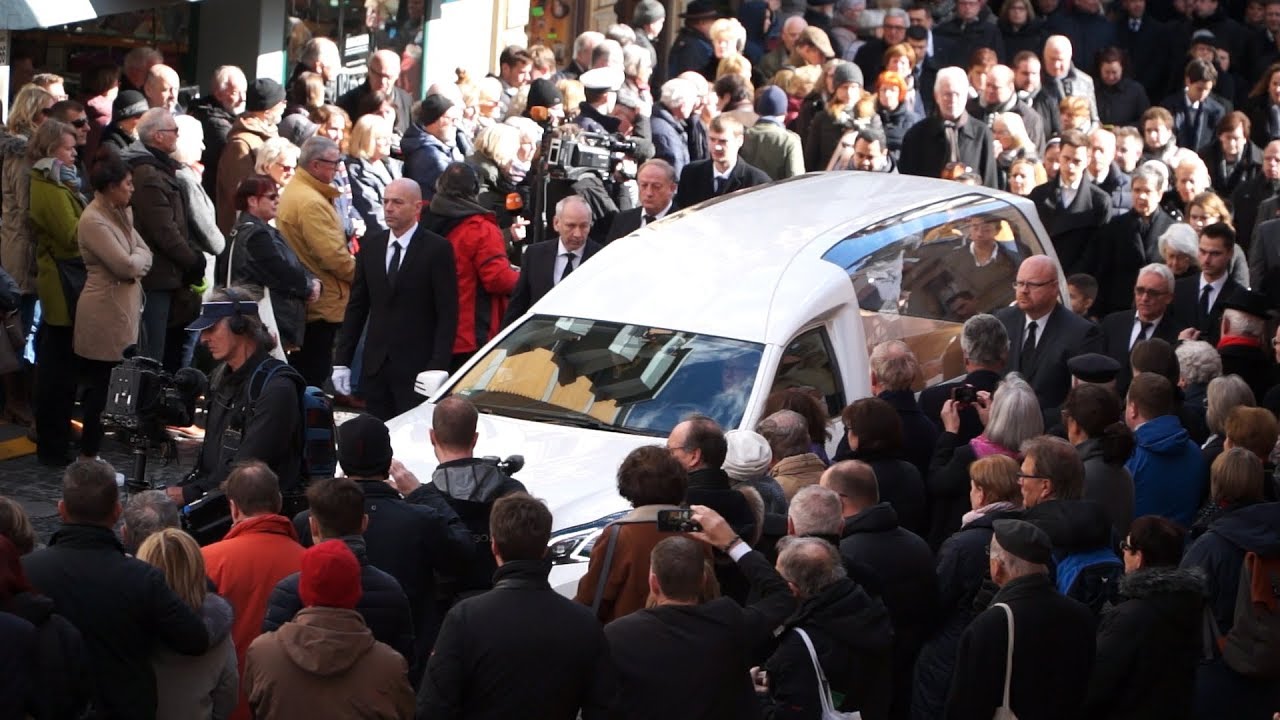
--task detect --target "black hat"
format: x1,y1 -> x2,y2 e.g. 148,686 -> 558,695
1220,290 -> 1272,319
1190,29 -> 1218,48
112,90 -> 148,121
680,0 -> 719,19
245,78 -> 286,112
526,78 -> 564,112
337,414 -> 394,478
992,519 -> 1053,565
1067,353 -> 1123,384
418,93 -> 454,127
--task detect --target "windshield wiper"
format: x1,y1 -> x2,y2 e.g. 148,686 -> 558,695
497,405 -> 658,436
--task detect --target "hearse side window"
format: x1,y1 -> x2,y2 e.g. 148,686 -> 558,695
771,327 -> 847,417
821,194 -> 1044,323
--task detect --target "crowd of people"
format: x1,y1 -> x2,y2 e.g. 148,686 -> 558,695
3,0 -> 1280,717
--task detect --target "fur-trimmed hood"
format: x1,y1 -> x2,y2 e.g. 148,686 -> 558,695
1118,565 -> 1207,600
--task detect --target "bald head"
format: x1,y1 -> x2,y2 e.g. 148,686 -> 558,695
1044,35 -> 1072,77
369,50 -> 402,93
145,64 -> 180,112
384,178 -> 423,234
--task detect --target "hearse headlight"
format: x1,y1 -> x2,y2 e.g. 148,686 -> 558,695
547,511 -> 630,565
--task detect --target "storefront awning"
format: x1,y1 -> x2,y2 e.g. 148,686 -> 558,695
0,0 -> 201,30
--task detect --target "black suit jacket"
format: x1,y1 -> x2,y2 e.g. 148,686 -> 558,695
335,224 -> 458,376
604,205 -> 678,244
1161,92 -> 1226,152
1249,218 -> 1280,306
918,367 -> 1004,444
1172,274 -> 1245,345
997,304 -> 1104,410
1099,310 -> 1186,393
898,115 -> 998,188
1115,15 -> 1170,102
1095,208 -> 1175,316
675,158 -> 770,209
502,238 -> 602,325
1028,179 -> 1113,278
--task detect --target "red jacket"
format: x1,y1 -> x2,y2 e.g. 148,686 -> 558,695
202,513 -> 304,720
427,205 -> 519,355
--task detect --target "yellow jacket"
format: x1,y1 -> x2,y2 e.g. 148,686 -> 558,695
277,168 -> 353,323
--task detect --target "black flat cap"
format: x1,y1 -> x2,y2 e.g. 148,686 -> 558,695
1219,290 -> 1272,319
1068,353 -> 1123,384
993,519 -> 1053,565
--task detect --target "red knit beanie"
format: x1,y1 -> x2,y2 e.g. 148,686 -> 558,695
298,540 -> 362,609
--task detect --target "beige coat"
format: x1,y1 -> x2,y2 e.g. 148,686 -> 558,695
215,114 -> 277,235
74,196 -> 153,361
771,452 -> 828,502
277,168 -> 353,323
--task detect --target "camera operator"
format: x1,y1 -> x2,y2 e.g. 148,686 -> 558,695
166,287 -> 304,505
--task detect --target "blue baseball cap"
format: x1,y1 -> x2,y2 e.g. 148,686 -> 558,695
186,301 -> 258,331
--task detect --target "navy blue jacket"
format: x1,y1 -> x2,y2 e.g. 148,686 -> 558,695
402,124 -> 458,201
1126,414 -> 1206,528
651,104 -> 692,179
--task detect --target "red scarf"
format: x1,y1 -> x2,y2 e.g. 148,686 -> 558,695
1218,334 -> 1263,350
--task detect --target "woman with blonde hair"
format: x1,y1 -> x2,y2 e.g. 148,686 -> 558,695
805,61 -> 879,171
992,111 -> 1038,190
557,79 -> 585,121
715,54 -> 753,84
1006,156 -> 1046,196
344,113 -> 402,234
1,84 -> 56,385
253,137 -> 301,190
467,123 -> 525,247
710,18 -> 748,62
1059,95 -> 1094,134
1184,190 -> 1250,285
138,528 -> 237,720
914,453 -> 1022,718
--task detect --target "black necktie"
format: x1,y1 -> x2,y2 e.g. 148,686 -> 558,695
1021,321 -> 1038,369
1136,321 -> 1153,347
714,176 -> 726,194
387,240 -> 402,287
1200,284 -> 1213,322
943,121 -> 959,162
643,213 -> 657,225
560,252 -> 576,282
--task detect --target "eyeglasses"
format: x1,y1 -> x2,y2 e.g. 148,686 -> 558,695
1133,287 -> 1168,297
1012,279 -> 1056,289
313,157 -> 342,166
1017,472 -> 1051,481
259,192 -> 279,201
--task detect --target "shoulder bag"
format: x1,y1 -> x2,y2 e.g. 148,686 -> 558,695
794,627 -> 862,720
993,602 -> 1018,720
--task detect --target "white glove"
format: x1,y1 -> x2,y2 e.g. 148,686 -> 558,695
331,366 -> 352,396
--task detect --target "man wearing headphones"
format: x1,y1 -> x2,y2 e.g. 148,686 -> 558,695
165,286 -> 305,505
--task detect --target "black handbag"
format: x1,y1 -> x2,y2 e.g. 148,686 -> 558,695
54,256 -> 87,316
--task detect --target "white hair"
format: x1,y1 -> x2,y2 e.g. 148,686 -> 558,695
1176,340 -> 1223,385
171,115 -> 205,165
212,65 -> 246,90
984,373 -> 1044,452
788,485 -> 844,536
1137,262 -> 1176,294
1158,223 -> 1198,259
135,107 -> 173,145
935,66 -> 969,93
254,137 -> 301,174
660,77 -> 698,110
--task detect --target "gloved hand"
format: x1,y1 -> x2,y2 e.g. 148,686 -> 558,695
181,254 -> 207,286
189,277 -> 210,295
331,366 -> 352,396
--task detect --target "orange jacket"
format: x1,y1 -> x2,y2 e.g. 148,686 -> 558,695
202,513 -> 305,720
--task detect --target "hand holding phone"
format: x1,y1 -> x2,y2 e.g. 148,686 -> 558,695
656,509 -> 702,533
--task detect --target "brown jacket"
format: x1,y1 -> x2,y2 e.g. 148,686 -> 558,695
74,196 -> 152,361
216,114 -> 277,235
128,145 -> 200,292
243,607 -> 413,720
574,505 -> 718,623
277,168 -> 353,323
771,452 -> 827,502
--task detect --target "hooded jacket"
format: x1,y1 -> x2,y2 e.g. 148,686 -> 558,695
2,590 -> 90,720
418,458 -> 528,594
0,132 -> 36,293
763,576 -> 894,720
28,160 -> 86,326
423,193 -> 518,355
261,535 -> 415,662
244,606 -> 414,720
1125,415 -> 1206,528
153,592 -> 239,720
1083,567 -> 1206,720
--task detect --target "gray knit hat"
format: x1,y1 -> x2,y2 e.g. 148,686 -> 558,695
722,430 -> 773,480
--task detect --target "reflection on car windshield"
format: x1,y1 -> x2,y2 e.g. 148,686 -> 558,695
447,316 -> 765,436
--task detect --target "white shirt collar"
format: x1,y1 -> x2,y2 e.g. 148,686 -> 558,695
713,160 -> 737,181
1024,308 -> 1052,327
390,223 -> 418,248
556,239 -> 582,257
969,242 -> 998,267
1199,273 -> 1226,293
644,201 -> 674,221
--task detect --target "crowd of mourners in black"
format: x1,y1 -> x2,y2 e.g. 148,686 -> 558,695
6,0 -> 1280,716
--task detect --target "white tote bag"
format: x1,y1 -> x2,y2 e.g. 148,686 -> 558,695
992,603 -> 1018,720
225,235 -> 287,362
794,627 -> 862,720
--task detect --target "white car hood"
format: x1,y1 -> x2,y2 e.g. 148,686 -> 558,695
385,400 -> 659,531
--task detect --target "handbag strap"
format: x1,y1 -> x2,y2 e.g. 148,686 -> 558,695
995,602 -> 1014,710
794,626 -> 838,715
589,523 -> 622,620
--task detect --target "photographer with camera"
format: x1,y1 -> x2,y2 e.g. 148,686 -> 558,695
165,288 -> 304,506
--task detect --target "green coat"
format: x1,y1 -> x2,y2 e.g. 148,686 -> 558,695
30,164 -> 86,327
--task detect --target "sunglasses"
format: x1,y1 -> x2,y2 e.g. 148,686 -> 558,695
259,192 -> 279,201
70,118 -> 89,128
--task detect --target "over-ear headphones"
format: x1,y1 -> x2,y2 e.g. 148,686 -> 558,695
224,288 -> 249,335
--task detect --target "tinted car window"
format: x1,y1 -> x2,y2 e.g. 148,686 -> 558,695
448,316 -> 765,436
772,327 -> 846,417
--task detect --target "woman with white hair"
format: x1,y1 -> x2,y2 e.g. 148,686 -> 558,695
1157,222 -> 1200,279
253,136 -> 301,191
992,111 -> 1037,191
1164,151 -> 1210,220
343,113 -> 402,234
1202,374 -> 1256,464
1176,339 -> 1223,444
170,114 -> 224,295
927,373 -> 1043,549
466,123 -> 525,253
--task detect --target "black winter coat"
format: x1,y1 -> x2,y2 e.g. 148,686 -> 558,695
927,432 -> 1015,550
21,524 -> 210,720
946,573 -> 1095,720
187,95 -> 237,201
839,503 -> 938,720
1181,501 -> 1280,632
877,102 -> 922,156
605,549 -> 795,720
651,104 -> 692,179
2,590 -> 90,720
262,535 -> 415,660
0,612 -> 33,720
911,508 -> 1021,720
1083,567 -> 1206,720
416,559 -> 614,719
226,211 -> 313,350
998,19 -> 1047,64
763,577 -> 894,720
1097,78 -> 1151,127
844,449 -> 929,539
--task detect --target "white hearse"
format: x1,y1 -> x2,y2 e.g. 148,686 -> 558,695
387,172 -> 1061,593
